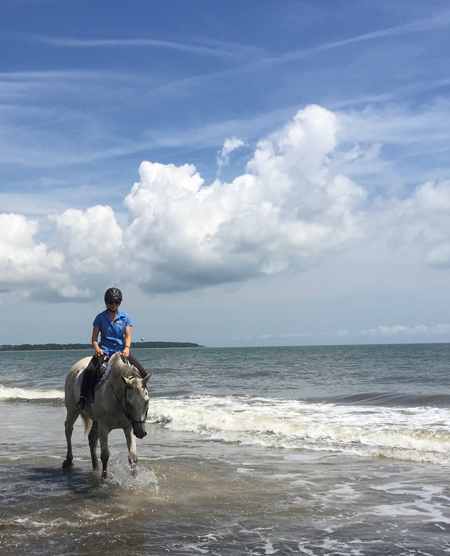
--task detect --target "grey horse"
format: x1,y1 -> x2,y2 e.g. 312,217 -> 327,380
63,352 -> 151,478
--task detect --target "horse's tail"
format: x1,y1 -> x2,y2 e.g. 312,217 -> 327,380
80,413 -> 93,434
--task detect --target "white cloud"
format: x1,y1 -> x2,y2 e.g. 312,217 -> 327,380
25,34 -> 264,60
332,330 -> 350,337
0,213 -> 63,293
52,205 -> 123,275
360,324 -> 450,337
2,103 -> 450,302
217,137 -> 245,170
376,179 -> 450,267
0,207 -> 124,300
124,105 -> 367,292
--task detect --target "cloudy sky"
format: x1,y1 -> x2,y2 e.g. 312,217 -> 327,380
1,1 -> 450,347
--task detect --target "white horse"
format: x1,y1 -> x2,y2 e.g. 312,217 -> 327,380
63,352 -> 151,478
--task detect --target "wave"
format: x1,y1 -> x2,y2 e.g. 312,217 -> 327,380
148,395 -> 450,464
3,386 -> 449,464
0,384 -> 64,402
328,392 -> 450,407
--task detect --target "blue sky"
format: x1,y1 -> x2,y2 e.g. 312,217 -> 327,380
1,1 -> 450,347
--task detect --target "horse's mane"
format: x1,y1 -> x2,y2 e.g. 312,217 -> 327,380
107,353 -> 139,380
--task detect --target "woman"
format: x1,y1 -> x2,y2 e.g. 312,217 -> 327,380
76,287 -> 147,409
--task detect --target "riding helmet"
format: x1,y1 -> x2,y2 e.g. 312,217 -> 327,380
104,287 -> 123,302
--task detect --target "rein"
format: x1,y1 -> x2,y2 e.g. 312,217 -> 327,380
108,370 -> 148,426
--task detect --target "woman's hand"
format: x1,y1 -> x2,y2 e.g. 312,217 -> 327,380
122,346 -> 130,358
95,348 -> 104,358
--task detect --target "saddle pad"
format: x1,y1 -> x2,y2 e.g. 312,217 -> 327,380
77,363 -> 111,392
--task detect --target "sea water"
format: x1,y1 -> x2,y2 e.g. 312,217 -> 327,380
0,344 -> 449,555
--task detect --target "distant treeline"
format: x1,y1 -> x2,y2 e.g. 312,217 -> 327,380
0,341 -> 203,352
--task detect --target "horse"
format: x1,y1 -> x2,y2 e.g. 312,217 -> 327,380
63,352 -> 151,478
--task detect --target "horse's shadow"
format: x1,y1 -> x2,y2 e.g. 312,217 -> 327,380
26,465 -> 112,499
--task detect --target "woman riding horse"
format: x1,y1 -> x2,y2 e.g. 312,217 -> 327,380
76,287 -> 147,409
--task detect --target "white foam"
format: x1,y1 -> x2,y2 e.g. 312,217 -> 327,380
262,539 -> 277,554
148,395 -> 450,464
329,483 -> 356,496
0,384 -> 64,401
370,482 -> 450,523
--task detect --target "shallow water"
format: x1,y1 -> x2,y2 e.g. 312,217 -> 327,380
1,345 -> 450,555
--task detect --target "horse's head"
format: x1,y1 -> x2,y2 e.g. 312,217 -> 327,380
122,373 -> 151,439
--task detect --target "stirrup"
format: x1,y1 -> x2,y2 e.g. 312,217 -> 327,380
76,396 -> 87,409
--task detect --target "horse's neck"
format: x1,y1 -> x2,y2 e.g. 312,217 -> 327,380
108,358 -> 131,385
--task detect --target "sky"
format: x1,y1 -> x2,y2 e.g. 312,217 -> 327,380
1,0 -> 450,347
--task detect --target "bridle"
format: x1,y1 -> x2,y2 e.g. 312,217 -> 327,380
109,377 -> 149,426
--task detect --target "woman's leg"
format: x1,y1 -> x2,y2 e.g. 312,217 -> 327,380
76,355 -> 100,408
127,353 -> 147,378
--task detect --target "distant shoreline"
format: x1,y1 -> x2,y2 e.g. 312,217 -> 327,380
0,341 -> 204,352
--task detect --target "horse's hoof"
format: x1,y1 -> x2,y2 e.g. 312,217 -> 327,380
62,459 -> 73,469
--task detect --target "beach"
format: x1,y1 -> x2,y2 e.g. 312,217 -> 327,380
1,345 -> 450,555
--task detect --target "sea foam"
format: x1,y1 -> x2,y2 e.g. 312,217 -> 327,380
148,394 -> 450,464
0,384 -> 64,401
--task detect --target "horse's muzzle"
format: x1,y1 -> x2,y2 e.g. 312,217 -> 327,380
133,426 -> 147,439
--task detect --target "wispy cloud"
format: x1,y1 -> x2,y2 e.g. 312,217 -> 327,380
118,11 -> 450,95
14,33 -> 264,60
7,12 -> 449,102
275,11 -> 450,66
360,324 -> 450,337
64,11 -> 448,110
217,137 -> 245,172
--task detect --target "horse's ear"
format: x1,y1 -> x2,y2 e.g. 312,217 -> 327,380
122,376 -> 134,388
142,373 -> 152,387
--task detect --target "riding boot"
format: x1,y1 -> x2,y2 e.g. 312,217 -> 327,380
76,355 -> 101,409
76,368 -> 92,408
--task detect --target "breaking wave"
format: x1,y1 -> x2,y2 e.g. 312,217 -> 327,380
2,383 -> 449,464
0,384 -> 64,401
148,394 -> 450,464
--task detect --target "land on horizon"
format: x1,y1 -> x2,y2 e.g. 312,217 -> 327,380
0,341 -> 203,351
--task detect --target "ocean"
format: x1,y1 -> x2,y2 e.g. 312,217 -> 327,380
0,344 -> 449,555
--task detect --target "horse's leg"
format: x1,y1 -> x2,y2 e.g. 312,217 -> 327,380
63,410 -> 79,468
98,423 -> 110,479
88,421 -> 99,471
124,427 -> 138,472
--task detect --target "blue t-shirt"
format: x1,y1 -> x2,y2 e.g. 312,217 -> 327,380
93,309 -> 132,355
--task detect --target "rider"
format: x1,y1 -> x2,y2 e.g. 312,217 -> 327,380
76,287 -> 147,409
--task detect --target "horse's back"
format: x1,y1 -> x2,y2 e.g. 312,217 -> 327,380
70,356 -> 92,374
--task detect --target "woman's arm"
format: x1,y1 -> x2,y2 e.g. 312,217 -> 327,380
122,325 -> 131,357
92,326 -> 104,357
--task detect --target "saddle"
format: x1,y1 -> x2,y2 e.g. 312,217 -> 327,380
78,354 -> 143,399
77,356 -> 111,394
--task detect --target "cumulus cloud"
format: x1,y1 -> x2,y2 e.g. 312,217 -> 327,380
52,205 -> 123,275
2,103 -> 450,300
124,105 -> 366,292
0,213 -> 63,294
0,207 -> 124,300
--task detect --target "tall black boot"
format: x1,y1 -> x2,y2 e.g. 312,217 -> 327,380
76,368 -> 92,409
76,354 -> 101,409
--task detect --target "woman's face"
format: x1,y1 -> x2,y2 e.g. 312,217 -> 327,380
106,299 -> 121,311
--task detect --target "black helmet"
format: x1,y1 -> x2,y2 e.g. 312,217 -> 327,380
104,287 -> 122,302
